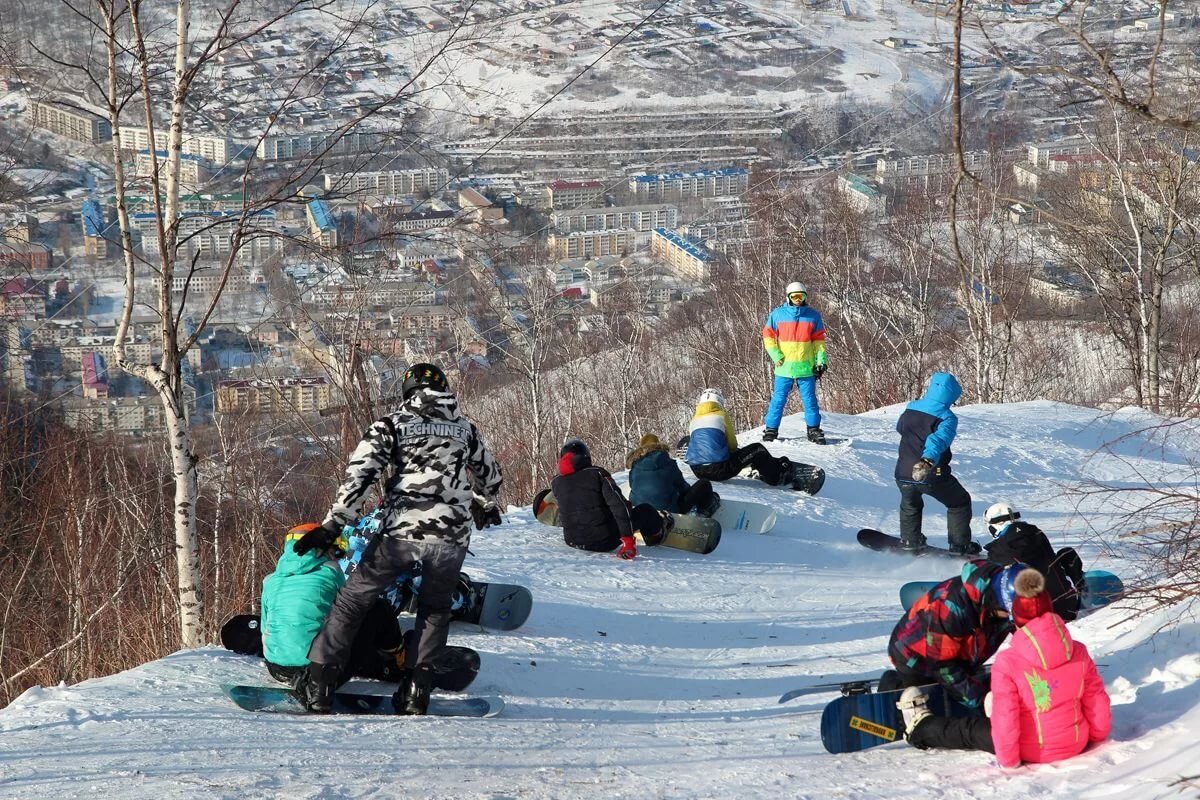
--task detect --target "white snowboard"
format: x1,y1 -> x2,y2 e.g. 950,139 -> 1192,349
711,498 -> 777,534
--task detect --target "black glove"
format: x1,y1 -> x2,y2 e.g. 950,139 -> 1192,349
471,498 -> 502,530
294,522 -> 342,556
813,364 -> 827,380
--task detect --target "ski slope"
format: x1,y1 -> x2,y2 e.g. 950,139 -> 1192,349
3,401 -> 1200,800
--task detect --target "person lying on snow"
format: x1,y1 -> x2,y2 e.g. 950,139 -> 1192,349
897,567 -> 1111,767
552,438 -> 669,560
626,433 -> 719,517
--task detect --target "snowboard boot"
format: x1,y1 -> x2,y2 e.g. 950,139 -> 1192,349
697,491 -> 721,518
641,511 -> 672,546
394,664 -> 434,716
899,535 -> 927,553
301,662 -> 340,714
949,540 -> 982,556
806,426 -> 826,445
897,686 -> 932,743
762,427 -> 778,443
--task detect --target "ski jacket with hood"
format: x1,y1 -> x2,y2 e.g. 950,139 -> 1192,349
990,612 -> 1111,767
686,401 -> 738,465
323,388 -> 503,548
627,441 -> 691,513
985,521 -> 1083,621
895,371 -> 962,484
762,302 -> 827,378
261,538 -> 345,668
551,448 -> 633,552
889,559 -> 1010,709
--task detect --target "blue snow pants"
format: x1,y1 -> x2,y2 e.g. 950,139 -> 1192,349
765,375 -> 820,430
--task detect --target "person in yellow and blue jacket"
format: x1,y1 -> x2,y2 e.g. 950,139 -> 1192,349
685,389 -> 792,486
762,281 -> 827,444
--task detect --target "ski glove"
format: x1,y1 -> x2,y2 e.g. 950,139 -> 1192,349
471,497 -> 502,530
293,523 -> 342,557
617,536 -> 637,560
813,364 -> 826,380
911,458 -> 935,482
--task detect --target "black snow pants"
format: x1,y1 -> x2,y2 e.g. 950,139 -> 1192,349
692,444 -> 784,485
908,715 -> 995,753
677,479 -> 715,514
309,536 -> 466,671
897,476 -> 973,549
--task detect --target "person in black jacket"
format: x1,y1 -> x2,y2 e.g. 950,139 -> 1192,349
982,503 -> 1083,621
551,439 -> 666,560
626,434 -> 719,516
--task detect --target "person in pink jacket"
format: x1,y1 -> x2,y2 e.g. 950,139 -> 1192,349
898,566 -> 1112,767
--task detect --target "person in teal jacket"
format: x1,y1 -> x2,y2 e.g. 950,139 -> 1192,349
261,523 -> 404,688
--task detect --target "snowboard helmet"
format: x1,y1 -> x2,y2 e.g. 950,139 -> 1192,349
560,437 -> 589,458
785,281 -> 808,303
984,502 -> 1021,538
286,522 -> 348,558
401,362 -> 450,400
698,388 -> 725,408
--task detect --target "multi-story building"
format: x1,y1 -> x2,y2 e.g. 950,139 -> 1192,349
0,277 -> 48,318
875,151 -> 991,190
306,199 -> 338,248
387,304 -> 454,334
628,168 -> 749,202
547,229 -> 639,259
551,204 -> 678,235
81,352 -> 109,399
63,397 -> 166,436
323,167 -> 448,197
0,242 -> 52,271
27,99 -> 112,145
651,228 -> 712,283
135,209 -> 281,262
118,126 -> 235,164
1027,137 -> 1093,168
216,376 -> 332,415
387,209 -> 456,232
256,130 -> 378,161
542,179 -> 604,210
837,174 -> 887,216
134,150 -> 212,187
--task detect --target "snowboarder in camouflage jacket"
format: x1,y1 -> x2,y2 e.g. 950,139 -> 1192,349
295,363 -> 502,715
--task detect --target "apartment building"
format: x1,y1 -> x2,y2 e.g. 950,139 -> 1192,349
542,179 -> 604,210
323,167 -> 448,196
628,168 -> 749,202
118,125 -> 235,164
216,376 -> 332,415
27,99 -> 112,145
307,199 -> 338,248
134,150 -> 212,187
651,228 -> 712,283
837,174 -> 887,216
62,397 -> 166,436
550,204 -> 678,234
256,130 -> 378,161
547,229 -> 639,259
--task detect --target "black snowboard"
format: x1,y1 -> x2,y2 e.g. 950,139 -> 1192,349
856,529 -> 974,560
221,683 -> 503,718
788,462 -> 825,495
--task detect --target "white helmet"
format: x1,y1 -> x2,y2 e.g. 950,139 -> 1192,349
785,281 -> 808,300
698,388 -> 725,407
984,502 -> 1020,537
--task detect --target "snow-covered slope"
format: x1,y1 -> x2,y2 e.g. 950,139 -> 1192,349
3,402 -> 1199,800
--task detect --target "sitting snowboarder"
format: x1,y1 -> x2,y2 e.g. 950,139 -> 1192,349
982,503 -> 1084,621
627,433 -> 719,517
885,561 -> 1028,712
898,568 -> 1111,767
552,438 -> 667,560
685,389 -> 794,488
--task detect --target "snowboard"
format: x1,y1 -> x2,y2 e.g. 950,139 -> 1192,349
898,570 -> 1125,612
220,613 -> 264,657
221,683 -> 503,718
711,498 -> 777,534
821,683 -> 976,754
856,528 -> 975,560
787,462 -> 825,495
458,581 -> 534,630
535,489 -> 721,554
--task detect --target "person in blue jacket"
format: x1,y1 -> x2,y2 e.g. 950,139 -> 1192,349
626,434 -> 719,516
686,389 -> 791,486
894,372 -> 978,555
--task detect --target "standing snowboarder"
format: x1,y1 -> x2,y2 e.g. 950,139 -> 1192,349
293,363 -> 503,715
894,371 -> 978,555
982,503 -> 1084,621
761,281 -> 827,444
686,389 -> 794,488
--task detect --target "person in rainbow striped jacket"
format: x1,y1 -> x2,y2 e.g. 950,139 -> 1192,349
761,281 -> 827,444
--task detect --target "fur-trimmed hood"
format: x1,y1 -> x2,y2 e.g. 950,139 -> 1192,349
626,441 -> 672,470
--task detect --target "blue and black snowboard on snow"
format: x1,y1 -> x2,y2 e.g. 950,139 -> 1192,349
221,683 -> 503,718
899,570 -> 1124,612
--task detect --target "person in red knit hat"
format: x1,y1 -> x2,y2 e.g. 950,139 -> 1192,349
898,566 -> 1112,766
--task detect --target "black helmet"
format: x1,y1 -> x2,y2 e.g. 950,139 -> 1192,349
401,362 -> 450,400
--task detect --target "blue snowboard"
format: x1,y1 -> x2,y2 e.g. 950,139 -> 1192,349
899,569 -> 1124,612
821,684 -> 977,754
221,683 -> 503,717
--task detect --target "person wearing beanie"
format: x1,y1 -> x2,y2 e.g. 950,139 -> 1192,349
551,438 -> 667,560
898,567 -> 1111,767
761,281 -> 828,444
884,560 -> 1017,712
983,502 -> 1084,621
685,389 -> 799,489
627,433 -> 719,517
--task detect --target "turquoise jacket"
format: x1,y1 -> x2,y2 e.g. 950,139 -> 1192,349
260,539 -> 345,668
